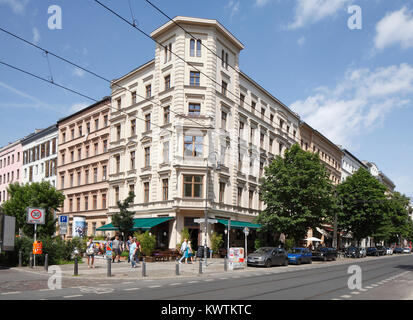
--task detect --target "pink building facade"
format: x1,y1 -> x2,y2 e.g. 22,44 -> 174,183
0,140 -> 23,204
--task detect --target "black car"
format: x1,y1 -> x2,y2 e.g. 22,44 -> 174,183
366,247 -> 379,256
376,246 -> 386,256
346,246 -> 361,258
247,247 -> 289,267
393,247 -> 403,254
312,247 -> 337,261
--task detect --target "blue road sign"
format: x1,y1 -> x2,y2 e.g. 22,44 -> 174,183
59,215 -> 68,224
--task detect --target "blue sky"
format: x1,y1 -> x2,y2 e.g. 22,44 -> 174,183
0,0 -> 412,197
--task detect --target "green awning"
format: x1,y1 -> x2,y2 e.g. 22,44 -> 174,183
217,219 -> 261,230
97,217 -> 174,231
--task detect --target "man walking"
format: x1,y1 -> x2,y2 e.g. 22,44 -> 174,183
179,238 -> 188,264
129,237 -> 137,268
112,235 -> 122,263
126,235 -> 133,263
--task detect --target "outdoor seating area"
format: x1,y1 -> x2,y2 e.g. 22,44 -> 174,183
152,249 -> 180,262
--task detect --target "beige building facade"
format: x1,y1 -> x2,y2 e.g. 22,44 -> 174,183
107,17 -> 301,250
57,97 -> 111,237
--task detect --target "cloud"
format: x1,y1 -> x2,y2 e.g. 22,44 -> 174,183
0,0 -> 29,14
227,0 -> 240,19
0,81 -> 56,111
297,36 -> 306,46
69,103 -> 88,114
72,67 -> 85,77
288,0 -> 351,29
254,0 -> 271,7
32,27 -> 40,44
290,63 -> 413,147
374,7 -> 413,51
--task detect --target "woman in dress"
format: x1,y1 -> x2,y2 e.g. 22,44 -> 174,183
185,240 -> 194,264
86,237 -> 95,268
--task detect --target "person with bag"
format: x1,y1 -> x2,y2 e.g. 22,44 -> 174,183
126,235 -> 133,263
134,238 -> 142,265
185,240 -> 194,264
178,238 -> 188,264
86,237 -> 95,269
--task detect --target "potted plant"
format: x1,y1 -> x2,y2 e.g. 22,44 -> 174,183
135,231 -> 156,262
211,232 -> 224,258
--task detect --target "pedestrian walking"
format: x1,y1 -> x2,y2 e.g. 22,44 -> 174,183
134,238 -> 142,265
129,238 -> 138,268
186,240 -> 194,264
86,237 -> 95,269
112,235 -> 122,263
126,235 -> 132,263
179,238 -> 188,264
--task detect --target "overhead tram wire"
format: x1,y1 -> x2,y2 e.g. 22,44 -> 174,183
92,0 -> 304,144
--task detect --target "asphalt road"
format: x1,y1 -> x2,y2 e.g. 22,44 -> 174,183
1,254 -> 413,300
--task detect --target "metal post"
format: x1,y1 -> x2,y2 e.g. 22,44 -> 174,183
224,256 -> 227,272
29,253 -> 33,268
245,234 -> 247,263
175,262 -> 179,276
204,159 -> 208,267
107,257 -> 111,277
199,260 -> 203,274
74,256 -> 78,276
18,250 -> 22,268
227,220 -> 231,259
142,258 -> 147,277
33,223 -> 37,268
44,254 -> 48,272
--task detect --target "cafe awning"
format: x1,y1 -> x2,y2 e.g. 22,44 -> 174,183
97,217 -> 174,231
217,219 -> 261,230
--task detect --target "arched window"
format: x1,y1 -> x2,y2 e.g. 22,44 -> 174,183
190,39 -> 195,57
196,39 -> 201,57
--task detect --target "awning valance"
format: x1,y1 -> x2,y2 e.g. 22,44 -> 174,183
96,217 -> 174,231
217,219 -> 261,230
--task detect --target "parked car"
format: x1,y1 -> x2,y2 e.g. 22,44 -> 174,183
367,247 -> 379,256
345,246 -> 361,258
247,247 -> 289,267
312,247 -> 337,261
376,246 -> 386,256
359,247 -> 367,258
393,247 -> 403,254
402,247 -> 411,254
288,247 -> 312,265
386,247 -> 393,255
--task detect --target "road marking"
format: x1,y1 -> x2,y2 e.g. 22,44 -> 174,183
38,289 -> 53,292
219,278 -> 228,280
63,295 -> 83,298
204,279 -> 214,282
351,291 -> 360,295
1,291 -> 21,295
149,285 -> 161,288
122,282 -> 134,285
331,298 -> 341,300
170,283 -> 181,286
340,295 -> 352,299
365,286 -> 373,289
123,288 -> 140,291
371,284 -> 379,287
188,281 -> 199,283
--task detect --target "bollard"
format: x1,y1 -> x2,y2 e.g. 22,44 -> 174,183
44,254 -> 48,272
18,251 -> 22,268
199,260 -> 203,274
30,253 -> 33,268
74,257 -> 78,276
224,257 -> 227,272
107,257 -> 111,277
175,262 -> 179,276
142,258 -> 147,277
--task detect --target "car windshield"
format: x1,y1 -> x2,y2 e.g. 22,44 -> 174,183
317,248 -> 328,252
290,248 -> 303,254
254,248 -> 272,254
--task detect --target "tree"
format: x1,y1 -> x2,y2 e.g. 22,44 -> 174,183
382,192 -> 412,244
258,144 -> 335,244
2,181 -> 65,238
336,168 -> 388,242
111,191 -> 135,241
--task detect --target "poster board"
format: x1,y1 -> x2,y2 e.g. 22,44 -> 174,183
228,247 -> 245,270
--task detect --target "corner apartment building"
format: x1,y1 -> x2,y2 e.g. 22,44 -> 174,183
299,122 -> 343,185
107,16 -> 301,250
340,148 -> 368,183
0,140 -> 22,204
57,97 -> 111,237
21,125 -> 58,187
363,161 -> 395,193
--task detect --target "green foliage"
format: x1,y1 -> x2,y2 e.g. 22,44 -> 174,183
111,192 -> 135,241
210,232 -> 224,253
134,231 -> 156,256
284,238 -> 296,250
179,228 -> 191,249
254,237 -> 266,250
2,181 -> 65,238
258,144 -> 335,243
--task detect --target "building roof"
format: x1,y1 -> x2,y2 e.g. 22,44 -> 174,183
300,122 -> 343,155
339,148 -> 368,169
57,97 -> 111,125
21,124 -> 58,146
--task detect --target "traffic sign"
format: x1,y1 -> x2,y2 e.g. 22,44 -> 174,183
59,226 -> 67,235
33,241 -> 42,255
243,227 -> 249,236
27,208 -> 45,225
59,215 -> 68,225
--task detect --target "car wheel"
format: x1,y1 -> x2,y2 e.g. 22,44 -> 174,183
265,259 -> 271,268
283,259 -> 288,266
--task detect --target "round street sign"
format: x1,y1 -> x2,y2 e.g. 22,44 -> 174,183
243,227 -> 249,235
27,207 -> 45,224
30,209 -> 42,220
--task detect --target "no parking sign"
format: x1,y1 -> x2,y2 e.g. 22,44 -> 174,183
27,208 -> 45,225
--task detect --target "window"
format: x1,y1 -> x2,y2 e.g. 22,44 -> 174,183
78,148 -> 82,161
163,106 -> 170,124
85,169 -> 89,184
103,140 -> 108,153
117,98 -> 121,110
102,194 -> 106,209
87,122 -> 91,134
270,114 -> 274,123
188,103 -> 201,116
184,135 -> 203,157
240,94 -> 245,107
249,190 -> 254,209
190,71 -> 200,86
221,50 -> 225,67
279,143 -> 283,154
196,39 -> 201,57
130,151 -> 135,170
104,115 -> 108,127
222,81 -> 227,96
69,198 -> 73,212
164,75 -> 171,90
102,165 -> 107,180
77,171 -> 81,186
239,122 -> 244,137
85,196 -> 89,211
115,155 -> 120,173
145,114 -> 151,131
279,119 -> 284,129
168,43 -> 172,61
86,145 -> 90,158
71,129 -> 75,140
93,195 -> 97,209
162,179 -> 169,201
221,111 -> 227,129
163,141 -> 169,163
129,184 -> 135,195
131,91 -> 137,104
164,45 -> 168,63
219,182 -> 225,203
260,133 -> 265,148
116,125 -> 121,140
250,127 -> 255,142
190,39 -> 195,57
260,162 -> 264,177
93,167 -> 98,183
114,186 -> 119,203
225,52 -> 228,69
70,151 -> 74,162
62,132 -> 66,143
61,153 -> 65,165
237,187 -> 243,206
261,108 -> 265,119
251,101 -> 256,114
77,197 -> 81,212
183,175 -> 203,198
144,147 -> 150,167
146,84 -> 151,98
144,182 -> 150,203
61,175 -> 65,189
94,142 -> 98,155
95,118 -> 99,131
